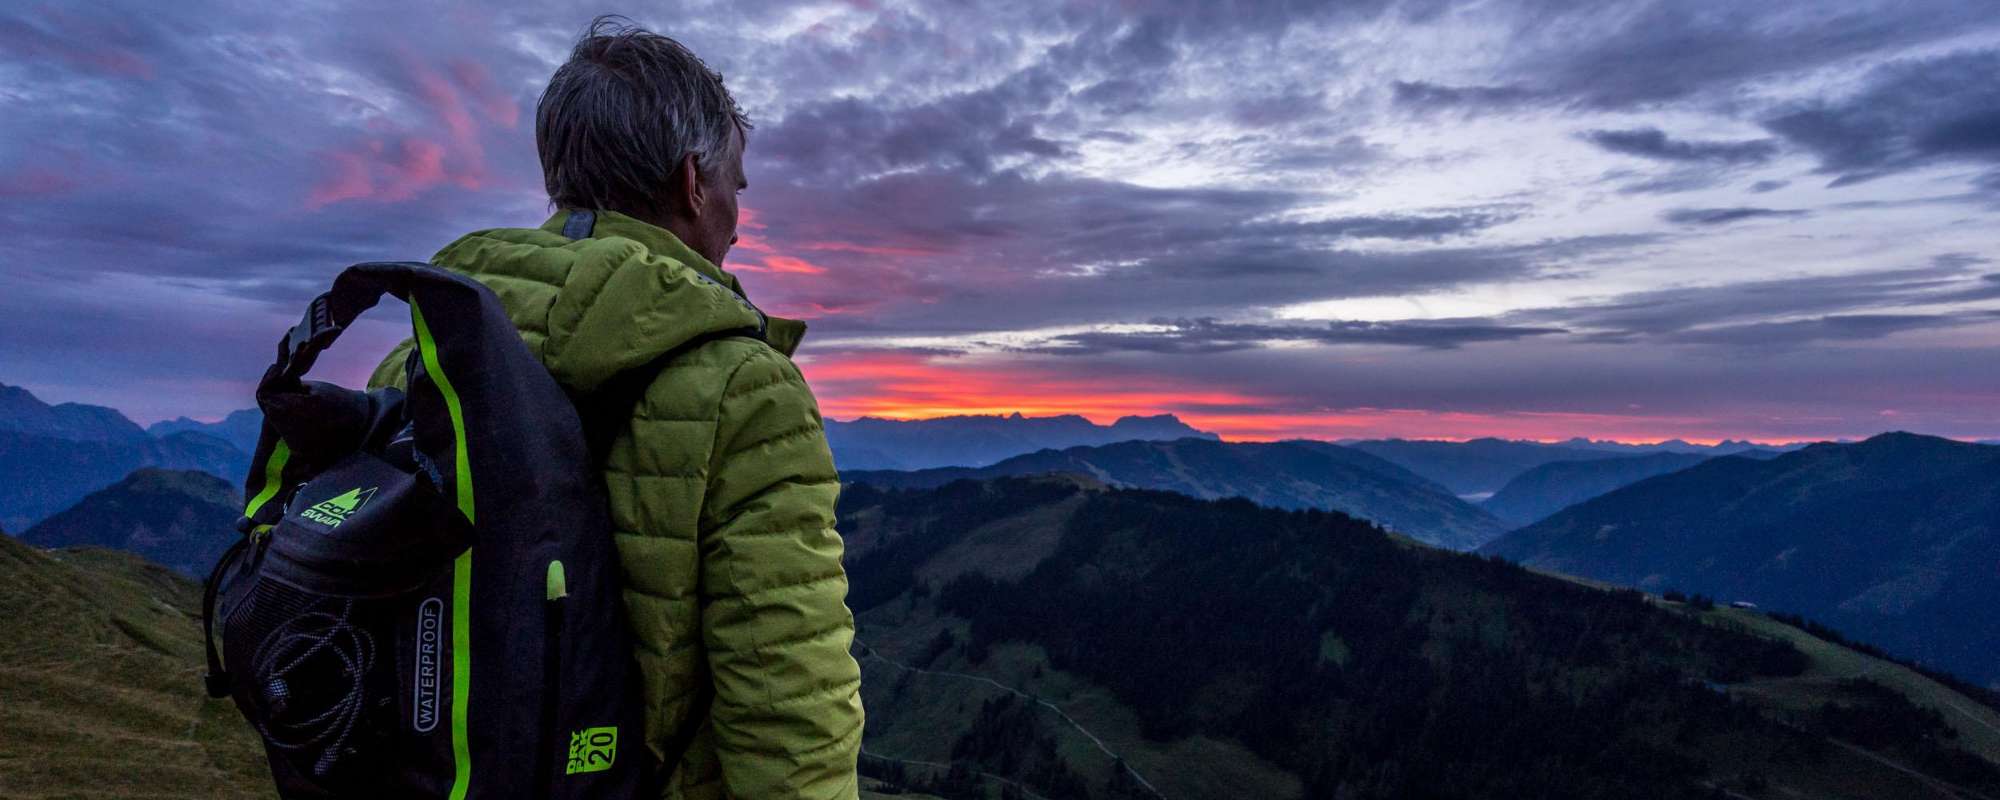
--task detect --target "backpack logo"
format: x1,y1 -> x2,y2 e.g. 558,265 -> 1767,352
412,597 -> 444,733
301,486 -> 377,528
566,727 -> 618,775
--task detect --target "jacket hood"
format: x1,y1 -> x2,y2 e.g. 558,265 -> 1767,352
428,208 -> 809,394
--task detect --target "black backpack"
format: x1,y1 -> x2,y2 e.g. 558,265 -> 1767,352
200,258 -> 704,798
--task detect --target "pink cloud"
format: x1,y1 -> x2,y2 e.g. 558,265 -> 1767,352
799,239 -> 941,257
740,255 -> 830,275
0,165 -> 79,198
303,58 -> 499,208
304,137 -> 454,209
450,59 -> 520,129
304,151 -> 375,208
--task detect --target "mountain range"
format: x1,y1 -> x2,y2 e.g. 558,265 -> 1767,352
1343,436 -> 1802,497
147,408 -> 264,455
1481,451 -> 1714,527
841,436 -> 1508,549
824,411 -> 1219,471
0,384 -> 248,531
1484,432 -> 2000,689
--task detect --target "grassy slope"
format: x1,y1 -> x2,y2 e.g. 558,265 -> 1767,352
1536,566 -> 2000,763
1710,606 -> 2000,763
0,536 -> 270,799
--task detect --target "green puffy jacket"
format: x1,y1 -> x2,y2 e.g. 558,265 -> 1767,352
368,209 -> 863,800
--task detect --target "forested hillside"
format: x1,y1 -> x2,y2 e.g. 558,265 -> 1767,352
843,473 -> 2000,799
1484,432 -> 2000,689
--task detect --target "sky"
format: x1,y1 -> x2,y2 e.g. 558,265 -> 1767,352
2,0 -> 1999,443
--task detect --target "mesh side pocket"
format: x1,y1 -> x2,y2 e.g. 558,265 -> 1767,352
225,577 -> 391,786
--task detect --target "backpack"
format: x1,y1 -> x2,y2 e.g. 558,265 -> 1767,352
199,255 -> 729,798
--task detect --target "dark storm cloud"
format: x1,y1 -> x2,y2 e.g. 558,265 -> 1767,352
1583,128 -> 1778,164
1763,49 -> 2000,187
1040,317 -> 1566,355
1661,207 -> 1810,226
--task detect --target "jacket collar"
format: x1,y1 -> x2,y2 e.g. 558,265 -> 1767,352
538,208 -> 809,357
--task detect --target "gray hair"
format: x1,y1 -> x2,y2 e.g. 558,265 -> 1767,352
535,15 -> 752,218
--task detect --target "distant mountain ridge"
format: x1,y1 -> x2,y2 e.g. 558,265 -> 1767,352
125,407 -> 1208,474
1481,451 -> 1713,527
0,384 -> 249,530
147,408 -> 263,455
0,383 -> 150,443
825,411 -> 1218,471
1344,436 -> 1807,496
1549,436 -> 1801,455
842,436 -> 1507,549
1483,432 -> 2000,688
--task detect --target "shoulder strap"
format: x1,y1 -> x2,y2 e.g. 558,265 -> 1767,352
557,208 -> 731,766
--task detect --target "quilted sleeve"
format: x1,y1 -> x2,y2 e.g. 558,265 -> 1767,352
700,346 -> 864,799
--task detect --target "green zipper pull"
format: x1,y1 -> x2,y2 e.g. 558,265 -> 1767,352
546,560 -> 568,601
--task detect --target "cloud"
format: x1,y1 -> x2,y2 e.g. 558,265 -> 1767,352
1391,81 -> 1543,114
1608,169 -> 1733,196
1583,128 -> 1778,164
1040,317 -> 1567,355
1666,313 -> 1986,346
1763,48 -> 2000,186
1507,0 -> 1991,110
1661,207 -> 1810,225
1391,1 -> 1994,114
1514,254 -> 1999,343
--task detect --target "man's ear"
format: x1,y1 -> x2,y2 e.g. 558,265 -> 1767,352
678,151 -> 705,219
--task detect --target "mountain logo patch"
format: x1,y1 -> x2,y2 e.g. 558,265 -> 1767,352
300,486 -> 377,528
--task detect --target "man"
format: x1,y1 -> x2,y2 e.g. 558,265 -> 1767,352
367,17 -> 863,800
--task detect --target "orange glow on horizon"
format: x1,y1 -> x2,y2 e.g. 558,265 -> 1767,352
804,351 -> 1275,421
798,350 -> 1874,445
